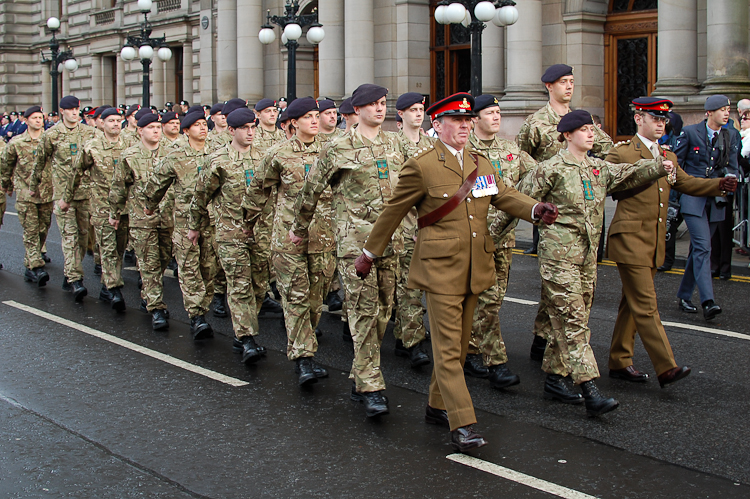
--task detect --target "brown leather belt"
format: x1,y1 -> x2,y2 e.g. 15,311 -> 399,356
418,168 -> 478,229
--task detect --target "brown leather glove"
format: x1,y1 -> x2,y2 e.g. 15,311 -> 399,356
533,202 -> 559,225
354,252 -> 374,279
719,176 -> 737,193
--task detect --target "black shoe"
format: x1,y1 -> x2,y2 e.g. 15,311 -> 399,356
259,295 -> 283,315
190,315 -> 213,340
711,270 -> 720,279
656,264 -> 672,272
702,299 -> 722,321
71,280 -> 87,302
658,366 -> 691,388
543,374 -> 584,404
239,335 -> 263,364
463,353 -> 489,378
580,380 -> 619,417
326,290 -> 343,311
342,322 -> 353,342
151,309 -> 169,330
311,359 -> 328,378
24,268 -> 36,282
232,336 -> 266,356
451,426 -> 487,452
294,358 -> 318,386
34,268 -> 49,287
425,405 -> 450,429
609,365 -> 649,383
140,299 -> 148,313
99,284 -> 113,303
679,299 -> 698,313
720,274 -> 731,280
62,276 -> 72,292
270,281 -> 281,300
315,328 -> 323,338
93,263 -> 102,276
137,275 -> 142,290
488,363 -> 521,389
41,252 -> 51,263
211,293 -> 228,318
167,257 -> 178,276
395,339 -> 431,368
530,335 -> 547,362
523,246 -> 537,255
350,385 -> 389,417
110,286 -> 126,312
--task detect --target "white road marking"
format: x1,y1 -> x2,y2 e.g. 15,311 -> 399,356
447,454 -> 599,499
2,300 -> 249,387
662,321 -> 750,341
505,297 -> 539,306
5,211 -> 18,216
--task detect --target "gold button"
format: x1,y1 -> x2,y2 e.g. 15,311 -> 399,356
466,198 -> 471,203
443,193 -> 448,198
659,203 -> 663,207
659,187 -> 663,192
659,217 -> 663,222
469,215 -> 474,220
472,232 -> 477,237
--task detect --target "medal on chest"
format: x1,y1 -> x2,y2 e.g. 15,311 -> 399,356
472,174 -> 499,197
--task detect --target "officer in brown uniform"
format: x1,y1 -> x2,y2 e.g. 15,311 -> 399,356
357,93 -> 558,452
606,97 -> 737,387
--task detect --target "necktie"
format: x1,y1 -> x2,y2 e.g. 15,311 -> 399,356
456,151 -> 463,170
651,143 -> 660,159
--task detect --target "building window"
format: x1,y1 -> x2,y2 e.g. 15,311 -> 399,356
430,0 -> 470,103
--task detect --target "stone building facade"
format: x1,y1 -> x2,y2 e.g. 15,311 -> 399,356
1,0 -> 749,139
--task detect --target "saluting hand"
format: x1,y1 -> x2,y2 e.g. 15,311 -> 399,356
534,202 -> 558,225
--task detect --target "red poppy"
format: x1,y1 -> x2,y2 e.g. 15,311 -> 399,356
592,169 -> 600,176
506,153 -> 514,161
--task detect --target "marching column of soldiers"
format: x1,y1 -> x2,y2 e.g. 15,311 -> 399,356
0,63 -> 739,453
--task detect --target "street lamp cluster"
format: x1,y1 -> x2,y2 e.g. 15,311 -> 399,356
41,16 -> 79,113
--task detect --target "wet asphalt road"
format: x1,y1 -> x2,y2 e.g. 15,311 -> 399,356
1,196 -> 749,498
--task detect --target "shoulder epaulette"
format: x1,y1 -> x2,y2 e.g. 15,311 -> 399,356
412,143 -> 436,158
613,140 -> 631,147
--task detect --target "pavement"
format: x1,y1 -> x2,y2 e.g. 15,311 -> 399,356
1,195 -> 749,498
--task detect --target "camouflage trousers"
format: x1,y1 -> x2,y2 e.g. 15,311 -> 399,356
172,225 -> 216,317
539,255 -> 600,384
394,240 -> 427,349
16,201 -> 53,269
217,241 -> 258,338
339,254 -> 397,393
92,216 -> 129,289
251,245 -> 271,308
469,248 -> 512,365
89,218 -> 100,266
210,226 -> 227,295
131,227 -> 172,311
273,251 -> 335,360
0,191 -> 5,226
55,199 -> 90,282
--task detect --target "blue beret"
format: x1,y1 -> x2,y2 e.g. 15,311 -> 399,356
125,104 -> 141,117
135,108 -> 154,121
59,95 -> 80,109
93,105 -> 112,119
396,92 -> 425,111
317,99 -> 336,112
223,98 -> 248,116
24,106 -> 43,118
137,113 -> 160,127
160,111 -> 180,123
351,84 -> 388,107
557,109 -> 593,133
474,94 -> 500,113
254,98 -> 276,111
210,103 -> 224,115
181,111 -> 206,130
395,114 -> 402,123
287,97 -> 319,120
705,95 -> 731,111
187,105 -> 204,115
226,108 -> 257,128
339,98 -> 354,114
100,108 -> 121,120
541,64 -> 574,83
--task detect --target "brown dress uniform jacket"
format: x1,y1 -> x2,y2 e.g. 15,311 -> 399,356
364,140 -> 537,296
606,135 -> 722,268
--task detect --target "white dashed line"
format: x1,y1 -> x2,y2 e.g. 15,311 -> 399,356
2,300 -> 249,387
505,296 -> 539,306
5,211 -> 18,216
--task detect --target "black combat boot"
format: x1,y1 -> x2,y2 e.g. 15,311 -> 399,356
71,280 -> 87,302
99,284 -> 113,303
530,335 -> 547,362
110,286 -> 126,312
543,374 -> 584,404
326,290 -> 343,311
342,321 -> 353,342
34,267 -> 50,287
93,263 -> 102,276
259,295 -> 283,315
394,339 -> 430,368
211,293 -> 228,318
487,363 -> 521,389
295,358 -> 318,386
62,276 -> 72,291
463,353 -> 489,378
580,380 -> 619,417
151,309 -> 169,331
190,315 -> 213,340
239,335 -> 263,364
42,252 -> 51,263
350,384 -> 389,417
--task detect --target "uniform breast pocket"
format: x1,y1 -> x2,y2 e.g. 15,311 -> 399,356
426,183 -> 462,220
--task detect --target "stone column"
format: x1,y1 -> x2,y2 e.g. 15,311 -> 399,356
116,56 -> 126,104
702,0 -> 750,95
217,0 -> 238,100
199,0 -> 216,103
236,0 -> 264,102
481,22 -> 504,96
318,0 -> 345,99
394,0 -> 430,97
501,0 -> 546,103
344,0 -> 374,95
182,40 -> 195,103
91,54 -> 102,104
653,0 -> 699,95
152,58 -> 165,108
563,11 -> 607,113
41,66 -> 51,113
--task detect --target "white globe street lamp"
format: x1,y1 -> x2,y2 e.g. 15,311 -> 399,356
47,17 -> 61,31
306,25 -> 325,45
120,45 -> 137,61
137,0 -> 153,13
139,44 -> 154,60
258,27 -> 276,45
157,46 -> 173,61
63,58 -> 78,71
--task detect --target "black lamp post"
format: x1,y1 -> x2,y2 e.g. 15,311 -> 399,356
259,0 -> 325,103
119,0 -> 172,108
41,17 -> 78,113
435,1 -> 518,96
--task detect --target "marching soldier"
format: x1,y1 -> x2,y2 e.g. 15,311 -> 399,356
317,99 -> 342,143
339,98 -> 358,133
30,95 -> 98,301
1,106 -> 53,286
120,104 -> 141,146
160,110 -> 182,145
253,99 -> 285,156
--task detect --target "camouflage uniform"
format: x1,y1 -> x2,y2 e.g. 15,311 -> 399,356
143,142 -> 215,318
65,134 -> 130,290
517,103 -> 613,344
203,129 -> 232,297
1,131 -> 54,270
292,125 -> 404,393
393,131 -> 434,348
244,135 -> 335,360
31,121 -> 98,282
120,128 -> 139,148
512,149 -> 666,384
110,141 -> 174,311
468,132 -> 536,365
189,142 -> 262,339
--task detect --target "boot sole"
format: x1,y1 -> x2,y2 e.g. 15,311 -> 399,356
543,390 -> 584,405
192,325 -> 214,341
298,374 -> 318,386
608,371 -> 649,383
350,393 -> 390,417
74,290 -> 87,302
152,321 -> 169,331
586,400 -> 620,417
451,438 -> 487,453
38,274 -> 49,287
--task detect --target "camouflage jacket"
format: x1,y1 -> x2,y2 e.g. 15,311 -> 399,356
65,134 -> 129,222
516,103 -> 613,162
292,125 -> 404,258
244,135 -> 334,255
317,128 -> 344,144
189,142 -> 262,243
110,141 -> 175,229
120,127 -> 140,148
1,131 -> 53,203
513,149 -> 667,265
469,132 -> 536,248
31,121 -> 98,201
397,131 -> 436,242
253,126 -> 286,158
206,128 -> 232,152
